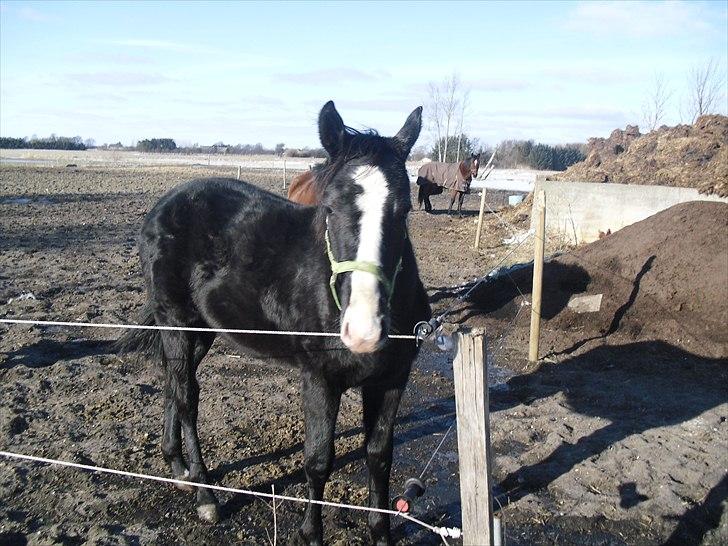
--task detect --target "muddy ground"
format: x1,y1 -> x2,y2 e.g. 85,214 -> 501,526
1,164 -> 726,545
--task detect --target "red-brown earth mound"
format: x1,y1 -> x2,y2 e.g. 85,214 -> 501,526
471,200 -> 728,358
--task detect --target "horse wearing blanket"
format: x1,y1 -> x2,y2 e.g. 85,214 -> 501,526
416,154 -> 480,216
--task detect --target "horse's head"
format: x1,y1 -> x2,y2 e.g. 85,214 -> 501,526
317,101 -> 422,353
469,153 -> 481,178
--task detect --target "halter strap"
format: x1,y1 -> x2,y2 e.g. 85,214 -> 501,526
324,223 -> 402,311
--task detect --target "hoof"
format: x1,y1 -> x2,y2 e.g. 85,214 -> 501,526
294,529 -> 323,546
173,470 -> 195,493
197,503 -> 220,523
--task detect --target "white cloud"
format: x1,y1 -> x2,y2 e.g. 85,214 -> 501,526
475,104 -> 628,123
276,68 -> 389,85
78,52 -> 154,65
0,4 -> 57,22
67,72 -> 173,86
100,39 -> 219,54
563,1 -> 713,37
336,97 -> 421,112
468,78 -> 532,92
537,66 -> 631,86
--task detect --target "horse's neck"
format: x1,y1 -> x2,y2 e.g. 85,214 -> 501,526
292,206 -> 327,256
272,206 -> 338,310
458,160 -> 470,179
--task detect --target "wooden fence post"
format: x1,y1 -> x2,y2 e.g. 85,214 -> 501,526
237,165 -> 241,180
283,160 -> 287,189
471,155 -> 496,251
452,327 -> 494,545
528,190 -> 546,362
474,188 -> 487,250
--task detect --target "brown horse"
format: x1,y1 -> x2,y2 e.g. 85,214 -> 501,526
287,168 -> 320,205
416,154 -> 480,216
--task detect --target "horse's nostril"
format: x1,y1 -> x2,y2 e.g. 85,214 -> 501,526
341,321 -> 351,341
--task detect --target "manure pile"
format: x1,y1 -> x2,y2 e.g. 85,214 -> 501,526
557,115 -> 728,197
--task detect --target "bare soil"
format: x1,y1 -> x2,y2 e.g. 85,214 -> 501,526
1,164 -> 726,545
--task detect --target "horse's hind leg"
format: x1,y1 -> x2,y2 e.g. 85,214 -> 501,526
161,329 -> 214,490
160,328 -> 219,522
424,193 -> 433,213
298,371 -> 341,545
363,384 -> 405,545
447,190 -> 457,215
416,178 -> 427,211
423,186 -> 433,213
161,375 -> 191,491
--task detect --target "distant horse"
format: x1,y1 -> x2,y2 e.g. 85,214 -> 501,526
416,154 -> 480,216
118,101 -> 430,545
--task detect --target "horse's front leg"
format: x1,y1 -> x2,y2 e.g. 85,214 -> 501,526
298,372 -> 341,545
458,191 -> 465,217
363,385 -> 405,546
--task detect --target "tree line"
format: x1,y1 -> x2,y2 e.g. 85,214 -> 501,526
137,138 -> 177,152
0,135 -> 87,150
482,139 -> 586,171
139,140 -> 326,157
424,134 -> 585,171
0,131 -> 585,170
0,135 -> 328,157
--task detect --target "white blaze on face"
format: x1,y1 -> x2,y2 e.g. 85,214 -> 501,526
340,165 -> 389,353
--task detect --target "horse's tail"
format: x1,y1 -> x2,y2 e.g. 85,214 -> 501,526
114,301 -> 164,363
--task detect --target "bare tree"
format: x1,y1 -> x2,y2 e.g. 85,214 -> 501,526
441,74 -> 459,161
641,72 -> 672,131
426,73 -> 469,161
455,90 -> 470,161
686,59 -> 725,122
427,82 -> 444,161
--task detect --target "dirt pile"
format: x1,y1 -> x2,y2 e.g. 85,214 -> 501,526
557,115 -> 728,197
472,201 -> 728,358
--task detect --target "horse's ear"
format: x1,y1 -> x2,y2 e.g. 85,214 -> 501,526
319,101 -> 346,158
392,106 -> 422,158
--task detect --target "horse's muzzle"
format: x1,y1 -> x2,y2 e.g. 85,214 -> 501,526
340,309 -> 387,353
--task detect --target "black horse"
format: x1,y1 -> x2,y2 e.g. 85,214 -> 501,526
117,101 -> 431,545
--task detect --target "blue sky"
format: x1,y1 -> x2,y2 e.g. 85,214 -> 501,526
1,1 -> 726,149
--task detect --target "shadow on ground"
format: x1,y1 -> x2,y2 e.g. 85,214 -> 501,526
494,340 -> 727,543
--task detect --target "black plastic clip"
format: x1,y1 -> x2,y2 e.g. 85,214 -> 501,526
392,477 -> 425,514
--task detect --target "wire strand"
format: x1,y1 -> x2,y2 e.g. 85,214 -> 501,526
0,450 -> 458,539
418,423 -> 456,480
0,318 -> 416,340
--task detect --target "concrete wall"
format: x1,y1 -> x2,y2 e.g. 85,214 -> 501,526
532,178 -> 728,244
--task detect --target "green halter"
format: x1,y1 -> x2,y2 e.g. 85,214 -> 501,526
324,224 -> 402,311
